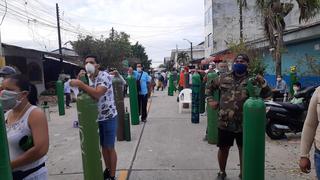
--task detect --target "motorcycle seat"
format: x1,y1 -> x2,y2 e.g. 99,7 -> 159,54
278,102 -> 305,112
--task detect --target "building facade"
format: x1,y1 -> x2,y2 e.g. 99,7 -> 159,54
204,0 -> 320,58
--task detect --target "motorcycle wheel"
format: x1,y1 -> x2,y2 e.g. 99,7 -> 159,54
266,121 -> 286,140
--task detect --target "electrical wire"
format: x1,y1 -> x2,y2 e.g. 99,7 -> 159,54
0,0 -> 6,25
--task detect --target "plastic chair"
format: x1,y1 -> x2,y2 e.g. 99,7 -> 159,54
179,88 -> 192,113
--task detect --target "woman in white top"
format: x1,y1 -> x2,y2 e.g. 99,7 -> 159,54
1,75 -> 49,180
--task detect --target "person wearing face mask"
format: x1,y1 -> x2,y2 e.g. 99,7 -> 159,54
206,54 -> 271,179
290,82 -> 304,105
128,63 -> 151,122
2,75 -> 49,180
70,55 -> 118,180
217,61 -> 229,75
272,75 -> 288,101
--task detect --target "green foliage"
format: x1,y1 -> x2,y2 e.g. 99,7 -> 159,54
296,54 -> 320,76
131,42 -> 151,70
228,41 -> 267,76
177,52 -> 189,66
71,28 -> 151,72
158,64 -> 166,68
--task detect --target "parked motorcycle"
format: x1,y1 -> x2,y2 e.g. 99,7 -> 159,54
265,86 -> 317,139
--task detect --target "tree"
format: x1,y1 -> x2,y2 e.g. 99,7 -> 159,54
131,42 -> 152,70
71,28 -> 132,72
255,0 -> 320,76
228,41 -> 266,76
177,52 -> 189,66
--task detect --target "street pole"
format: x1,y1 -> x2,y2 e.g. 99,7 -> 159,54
211,0 -> 215,51
190,42 -> 193,61
56,3 -> 63,73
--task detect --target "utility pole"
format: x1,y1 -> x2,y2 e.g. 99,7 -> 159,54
111,27 -> 115,41
175,44 -> 179,67
190,42 -> 193,62
56,3 -> 63,72
239,0 -> 244,42
211,0 -> 215,52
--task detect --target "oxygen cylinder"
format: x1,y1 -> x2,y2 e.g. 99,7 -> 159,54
56,80 -> 65,116
124,107 -> 131,141
199,75 -> 205,114
112,76 -> 125,141
0,104 -> 12,180
206,72 -> 219,144
243,79 -> 265,180
290,66 -> 298,96
168,72 -> 174,96
191,72 -> 201,124
184,71 -> 189,88
77,93 -> 103,180
127,75 -> 140,125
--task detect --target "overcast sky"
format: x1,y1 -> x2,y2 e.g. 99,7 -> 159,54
0,0 -> 204,67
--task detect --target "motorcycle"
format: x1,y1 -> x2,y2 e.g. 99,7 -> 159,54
265,86 -> 317,139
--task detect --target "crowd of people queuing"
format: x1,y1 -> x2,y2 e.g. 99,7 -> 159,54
1,52 -> 320,180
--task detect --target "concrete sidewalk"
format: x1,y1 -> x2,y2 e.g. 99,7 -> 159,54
47,90 -> 317,180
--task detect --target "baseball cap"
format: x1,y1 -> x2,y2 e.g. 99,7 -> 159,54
0,66 -> 17,75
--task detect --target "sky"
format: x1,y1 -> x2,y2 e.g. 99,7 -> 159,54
0,0 -> 204,67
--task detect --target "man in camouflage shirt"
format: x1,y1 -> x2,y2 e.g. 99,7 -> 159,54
206,54 -> 271,179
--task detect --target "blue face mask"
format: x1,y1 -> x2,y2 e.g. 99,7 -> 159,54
233,63 -> 247,74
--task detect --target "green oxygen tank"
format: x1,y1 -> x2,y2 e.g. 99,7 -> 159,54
243,78 -> 266,180
56,80 -> 65,116
77,76 -> 103,180
184,71 -> 189,88
206,72 -> 219,144
168,72 -> 174,96
191,72 -> 201,124
113,76 -> 125,141
127,74 -> 139,125
124,107 -> 131,141
0,104 -> 12,180
289,66 -> 298,96
199,74 -> 206,114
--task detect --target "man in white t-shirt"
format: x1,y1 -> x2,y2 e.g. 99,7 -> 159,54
70,55 -> 118,180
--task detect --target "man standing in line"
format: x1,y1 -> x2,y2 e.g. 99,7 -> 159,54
64,77 -> 72,108
206,54 -> 271,179
70,55 -> 118,180
128,63 -> 151,122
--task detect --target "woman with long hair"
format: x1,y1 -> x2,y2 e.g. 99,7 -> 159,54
2,75 -> 49,180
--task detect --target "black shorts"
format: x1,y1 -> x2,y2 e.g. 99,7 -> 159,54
217,128 -> 243,147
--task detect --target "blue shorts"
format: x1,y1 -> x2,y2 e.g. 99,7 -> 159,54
98,115 -> 117,148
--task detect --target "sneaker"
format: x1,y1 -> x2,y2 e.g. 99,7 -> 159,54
217,171 -> 227,180
103,169 -> 110,180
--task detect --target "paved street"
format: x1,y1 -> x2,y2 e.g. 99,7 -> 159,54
47,90 -> 317,180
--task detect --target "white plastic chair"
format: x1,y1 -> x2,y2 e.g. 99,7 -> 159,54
179,88 -> 192,113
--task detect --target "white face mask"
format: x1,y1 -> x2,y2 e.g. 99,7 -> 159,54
293,86 -> 299,92
277,78 -> 282,81
85,63 -> 95,74
137,67 -> 142,72
0,90 -> 22,111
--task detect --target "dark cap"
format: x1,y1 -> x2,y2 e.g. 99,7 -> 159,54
0,66 -> 17,75
235,54 -> 250,63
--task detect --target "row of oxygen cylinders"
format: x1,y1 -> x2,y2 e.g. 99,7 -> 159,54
0,73 -> 142,180
169,70 -> 266,180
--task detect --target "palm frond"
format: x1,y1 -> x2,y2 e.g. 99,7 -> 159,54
297,0 -> 320,23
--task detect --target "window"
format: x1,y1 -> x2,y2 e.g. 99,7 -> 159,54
208,33 -> 212,47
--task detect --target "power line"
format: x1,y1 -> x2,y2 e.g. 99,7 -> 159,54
0,0 -> 6,26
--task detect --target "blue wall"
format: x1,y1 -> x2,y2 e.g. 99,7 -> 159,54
263,38 -> 320,88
